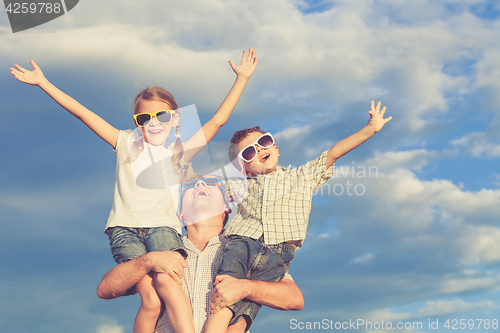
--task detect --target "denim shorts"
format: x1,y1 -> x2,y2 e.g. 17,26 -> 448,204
108,226 -> 187,264
215,235 -> 296,330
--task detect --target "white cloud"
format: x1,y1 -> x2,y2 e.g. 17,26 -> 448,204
452,132 -> 500,157
458,226 -> 500,264
351,253 -> 375,264
302,146 -> 500,310
358,149 -> 500,233
417,299 -> 495,317
367,298 -> 496,323
367,149 -> 440,172
366,308 -> 413,323
439,271 -> 500,294
275,125 -> 312,141
1,23 -> 238,110
3,0 -> 497,132
96,325 -> 125,333
475,47 -> 500,90
3,1 -> 500,332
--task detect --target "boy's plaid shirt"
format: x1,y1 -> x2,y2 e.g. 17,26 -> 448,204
224,150 -> 335,247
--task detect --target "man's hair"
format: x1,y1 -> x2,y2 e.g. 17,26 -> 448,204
228,126 -> 266,171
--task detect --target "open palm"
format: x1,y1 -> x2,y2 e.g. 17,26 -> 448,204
367,100 -> 392,133
10,60 -> 45,86
229,48 -> 258,79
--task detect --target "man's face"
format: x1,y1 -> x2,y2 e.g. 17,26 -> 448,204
238,132 -> 280,176
179,178 -> 228,225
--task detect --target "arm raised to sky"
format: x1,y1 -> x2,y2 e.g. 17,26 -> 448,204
182,48 -> 259,162
326,100 -> 392,168
11,60 -> 120,148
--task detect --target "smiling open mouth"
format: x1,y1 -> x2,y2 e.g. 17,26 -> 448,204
148,129 -> 163,135
194,189 -> 210,198
260,153 -> 270,162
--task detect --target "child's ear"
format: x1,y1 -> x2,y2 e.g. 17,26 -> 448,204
172,113 -> 180,127
275,145 -> 279,156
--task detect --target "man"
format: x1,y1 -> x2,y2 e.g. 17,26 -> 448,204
97,171 -> 304,333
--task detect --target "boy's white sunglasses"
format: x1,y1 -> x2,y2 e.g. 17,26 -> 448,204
238,132 -> 275,162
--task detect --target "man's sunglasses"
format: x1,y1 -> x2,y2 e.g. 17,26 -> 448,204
133,110 -> 175,127
238,132 -> 275,162
180,177 -> 225,198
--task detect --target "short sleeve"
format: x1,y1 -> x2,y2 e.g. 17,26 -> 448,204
223,177 -> 248,204
298,150 -> 335,193
113,129 -> 132,154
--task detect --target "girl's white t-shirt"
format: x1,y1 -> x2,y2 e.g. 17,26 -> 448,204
105,129 -> 184,234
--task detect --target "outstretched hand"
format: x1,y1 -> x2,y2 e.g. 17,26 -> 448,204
10,60 -> 46,86
367,100 -> 392,133
229,48 -> 258,79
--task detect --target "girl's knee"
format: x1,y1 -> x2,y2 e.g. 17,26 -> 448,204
155,273 -> 179,291
140,295 -> 162,314
138,289 -> 162,313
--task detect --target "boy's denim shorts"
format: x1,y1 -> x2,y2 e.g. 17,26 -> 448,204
215,235 -> 296,331
108,226 -> 187,264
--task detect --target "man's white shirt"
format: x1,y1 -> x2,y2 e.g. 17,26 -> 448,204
155,235 -> 292,333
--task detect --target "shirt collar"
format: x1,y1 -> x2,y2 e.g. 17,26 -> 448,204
246,165 -> 288,179
183,235 -> 224,253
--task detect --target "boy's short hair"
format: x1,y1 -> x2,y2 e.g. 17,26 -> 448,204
228,126 -> 266,171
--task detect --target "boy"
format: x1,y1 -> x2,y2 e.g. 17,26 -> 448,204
206,101 -> 392,332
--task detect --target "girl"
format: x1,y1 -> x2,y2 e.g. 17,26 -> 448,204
11,48 -> 258,333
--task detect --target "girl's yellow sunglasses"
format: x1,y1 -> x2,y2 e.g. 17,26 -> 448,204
133,110 -> 175,127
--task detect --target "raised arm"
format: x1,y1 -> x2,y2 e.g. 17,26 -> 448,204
326,100 -> 392,168
96,251 -> 186,299
210,275 -> 304,313
10,60 -> 120,148
182,48 -> 259,162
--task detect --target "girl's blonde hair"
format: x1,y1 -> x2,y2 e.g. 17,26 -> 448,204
129,87 -> 184,174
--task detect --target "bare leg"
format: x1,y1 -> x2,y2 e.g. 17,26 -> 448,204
134,274 -> 162,333
204,307 -> 233,333
154,272 -> 195,333
226,319 -> 247,333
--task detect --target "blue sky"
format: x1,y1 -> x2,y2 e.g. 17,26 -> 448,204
1,1 -> 500,332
